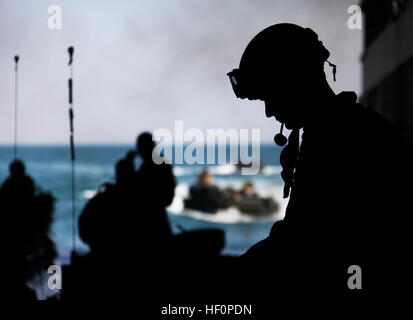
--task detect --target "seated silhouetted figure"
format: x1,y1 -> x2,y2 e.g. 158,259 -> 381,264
79,133 -> 176,258
72,152 -> 152,300
78,155 -> 138,257
227,23 -> 413,295
78,132 -> 176,258
0,160 -> 56,301
67,134 -> 228,301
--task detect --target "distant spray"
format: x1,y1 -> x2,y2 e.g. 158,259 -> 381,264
67,46 -> 76,255
13,55 -> 19,159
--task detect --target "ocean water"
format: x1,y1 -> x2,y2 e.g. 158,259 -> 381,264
0,144 -> 287,264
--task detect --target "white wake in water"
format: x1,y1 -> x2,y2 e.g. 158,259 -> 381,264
168,183 -> 287,224
173,207 -> 280,224
173,164 -> 282,177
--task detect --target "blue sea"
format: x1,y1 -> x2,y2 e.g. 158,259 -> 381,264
0,144 -> 287,265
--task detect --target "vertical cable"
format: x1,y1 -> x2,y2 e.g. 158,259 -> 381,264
14,55 -> 19,159
68,47 -> 76,255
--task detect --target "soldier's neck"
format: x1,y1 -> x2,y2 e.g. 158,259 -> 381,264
303,82 -> 336,133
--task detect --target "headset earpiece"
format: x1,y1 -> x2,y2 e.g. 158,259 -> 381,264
274,123 -> 288,147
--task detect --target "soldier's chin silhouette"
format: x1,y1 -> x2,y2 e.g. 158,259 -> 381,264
227,23 -> 412,296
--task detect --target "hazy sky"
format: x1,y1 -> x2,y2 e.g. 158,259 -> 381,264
0,0 -> 362,144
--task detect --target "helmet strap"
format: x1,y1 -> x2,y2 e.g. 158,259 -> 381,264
326,60 -> 337,81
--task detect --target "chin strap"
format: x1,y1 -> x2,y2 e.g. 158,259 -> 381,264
327,60 -> 337,82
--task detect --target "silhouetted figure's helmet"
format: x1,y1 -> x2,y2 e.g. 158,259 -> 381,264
9,159 -> 26,177
136,132 -> 155,161
2,159 -> 35,198
227,23 -> 334,100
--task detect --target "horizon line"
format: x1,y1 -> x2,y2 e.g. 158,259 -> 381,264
0,141 -> 277,147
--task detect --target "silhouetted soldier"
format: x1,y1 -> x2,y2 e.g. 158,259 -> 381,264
116,152 -> 135,190
72,151 -> 152,301
135,132 -> 175,245
79,134 -> 176,258
78,133 -> 174,260
1,159 -> 34,199
227,23 -> 412,295
78,154 -> 138,257
69,136 -> 224,302
0,160 -> 56,300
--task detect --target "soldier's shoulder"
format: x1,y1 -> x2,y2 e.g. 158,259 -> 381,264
336,91 -> 392,128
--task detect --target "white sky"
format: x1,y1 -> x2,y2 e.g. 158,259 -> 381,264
0,0 -> 362,144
